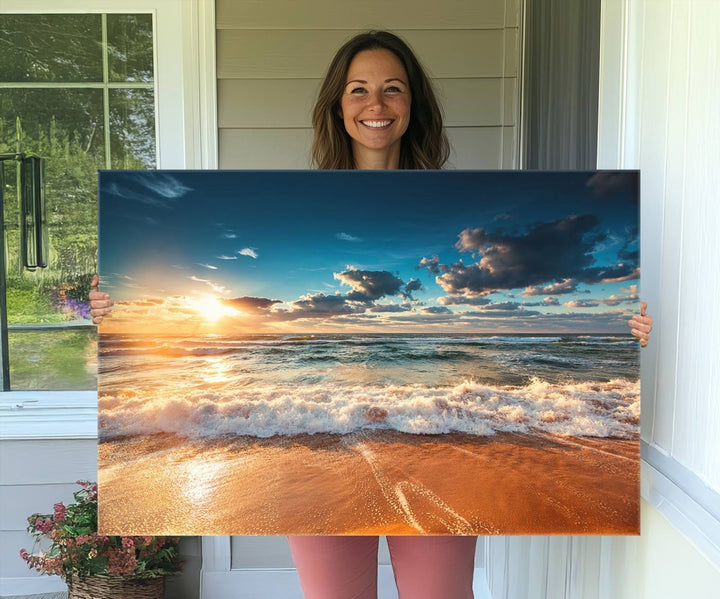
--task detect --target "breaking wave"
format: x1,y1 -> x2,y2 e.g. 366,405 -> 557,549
99,378 -> 639,440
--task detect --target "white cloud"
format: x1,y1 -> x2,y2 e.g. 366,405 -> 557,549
336,232 -> 361,242
188,275 -> 229,295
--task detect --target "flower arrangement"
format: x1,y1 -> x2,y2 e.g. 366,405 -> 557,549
20,481 -> 182,584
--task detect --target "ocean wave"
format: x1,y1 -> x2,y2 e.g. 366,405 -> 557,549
98,378 -> 639,441
100,346 -> 239,358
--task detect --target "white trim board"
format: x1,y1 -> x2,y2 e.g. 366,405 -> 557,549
0,392 -> 97,440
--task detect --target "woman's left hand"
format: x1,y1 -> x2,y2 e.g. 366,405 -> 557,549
628,301 -> 653,347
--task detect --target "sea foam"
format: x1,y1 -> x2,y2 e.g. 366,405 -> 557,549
98,378 -> 639,440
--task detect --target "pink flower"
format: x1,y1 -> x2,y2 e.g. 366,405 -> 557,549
107,548 -> 137,576
53,502 -> 66,522
121,537 -> 135,550
19,548 -> 29,562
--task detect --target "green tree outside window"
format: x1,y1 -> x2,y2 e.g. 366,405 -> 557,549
0,13 -> 156,390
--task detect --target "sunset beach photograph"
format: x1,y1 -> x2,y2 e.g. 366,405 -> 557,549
97,170 -> 640,536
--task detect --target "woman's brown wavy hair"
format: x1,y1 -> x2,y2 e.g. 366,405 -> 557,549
311,31 -> 449,170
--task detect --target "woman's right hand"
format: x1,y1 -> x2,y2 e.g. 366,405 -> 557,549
89,274 -> 114,324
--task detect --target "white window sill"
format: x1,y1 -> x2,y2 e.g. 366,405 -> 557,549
641,440 -> 720,568
0,391 -> 97,440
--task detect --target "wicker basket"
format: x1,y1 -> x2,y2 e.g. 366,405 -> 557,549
67,575 -> 164,599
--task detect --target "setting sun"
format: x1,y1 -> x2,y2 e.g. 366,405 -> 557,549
186,295 -> 240,322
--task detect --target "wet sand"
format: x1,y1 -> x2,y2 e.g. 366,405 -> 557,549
98,431 -> 639,536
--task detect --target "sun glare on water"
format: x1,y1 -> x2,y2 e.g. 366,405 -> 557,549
187,295 -> 240,322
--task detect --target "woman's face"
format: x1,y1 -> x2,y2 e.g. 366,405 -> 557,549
340,49 -> 411,164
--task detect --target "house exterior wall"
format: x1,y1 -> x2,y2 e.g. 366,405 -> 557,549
215,0 -> 521,170
0,440 -> 97,595
485,0 -> 720,596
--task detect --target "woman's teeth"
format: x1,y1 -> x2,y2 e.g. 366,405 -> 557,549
362,120 -> 392,128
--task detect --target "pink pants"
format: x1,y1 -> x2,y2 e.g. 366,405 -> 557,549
287,536 -> 476,599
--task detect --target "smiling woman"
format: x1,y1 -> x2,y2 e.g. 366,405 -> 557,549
339,49 -> 412,169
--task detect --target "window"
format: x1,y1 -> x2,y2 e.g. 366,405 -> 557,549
0,0 -> 216,439
0,13 -> 156,390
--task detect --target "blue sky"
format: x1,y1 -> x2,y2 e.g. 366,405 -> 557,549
99,170 -> 639,334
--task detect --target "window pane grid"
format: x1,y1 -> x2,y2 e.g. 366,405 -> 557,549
1,12 -> 156,390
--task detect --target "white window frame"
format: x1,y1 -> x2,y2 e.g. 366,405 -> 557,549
0,0 -> 217,441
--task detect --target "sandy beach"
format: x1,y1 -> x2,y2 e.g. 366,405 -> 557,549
98,430 -> 639,536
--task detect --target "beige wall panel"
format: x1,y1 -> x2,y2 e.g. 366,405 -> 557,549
219,128 -> 313,169
502,126 -> 518,168
217,0 -> 507,30
505,0 -> 521,27
219,78 -> 509,128
218,79 -> 320,128
217,29 -> 506,79
503,77 -> 517,126
436,79 -> 504,127
219,127 -> 509,171
446,127 -> 504,169
503,27 -> 519,77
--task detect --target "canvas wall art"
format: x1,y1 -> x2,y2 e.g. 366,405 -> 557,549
97,170 -> 640,535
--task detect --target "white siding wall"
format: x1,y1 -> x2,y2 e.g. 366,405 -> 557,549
0,439 -> 97,596
216,0 -> 521,170
485,0 -> 720,597
0,438 -> 201,599
623,0 -> 719,492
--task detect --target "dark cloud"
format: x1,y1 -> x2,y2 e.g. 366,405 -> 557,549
403,278 -> 423,298
586,171 -> 638,200
422,306 -> 452,314
480,302 -> 521,311
286,293 -> 362,318
417,255 -> 442,274
617,225 -> 639,263
577,264 -> 639,283
368,303 -> 411,313
437,295 -> 491,306
462,308 -> 541,318
279,269 -> 422,320
521,296 -> 561,307
222,296 -> 282,314
335,269 -> 405,301
430,215 -> 602,294
420,214 -> 638,295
